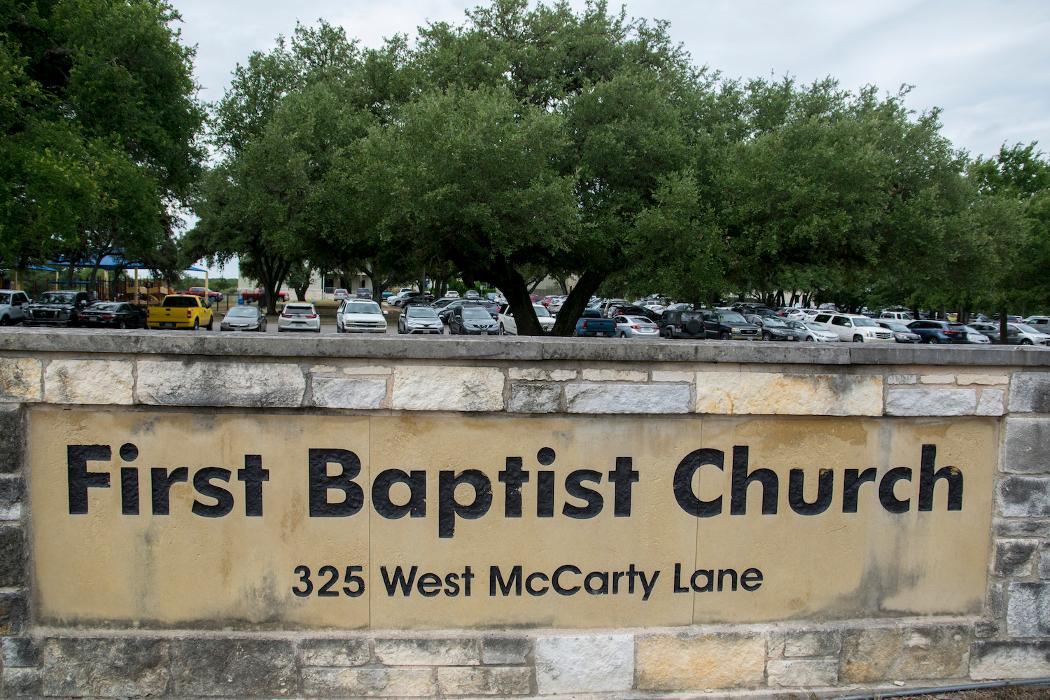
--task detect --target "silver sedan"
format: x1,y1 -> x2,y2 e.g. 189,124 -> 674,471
615,315 -> 660,338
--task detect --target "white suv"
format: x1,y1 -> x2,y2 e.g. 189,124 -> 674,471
811,313 -> 894,343
0,290 -> 30,325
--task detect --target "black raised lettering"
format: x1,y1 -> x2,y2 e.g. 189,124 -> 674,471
608,457 -> 639,516
237,454 -> 269,517
438,469 -> 492,538
67,444 -> 111,514
498,457 -> 529,517
879,467 -> 913,513
842,468 -> 877,513
563,469 -> 603,519
788,468 -> 834,515
192,467 -> 233,517
918,444 -> 963,511
730,446 -> 779,515
120,468 -> 139,515
673,448 -> 724,517
308,448 -> 363,517
537,471 -> 555,517
151,467 -> 188,515
372,469 -> 426,519
490,565 -> 522,596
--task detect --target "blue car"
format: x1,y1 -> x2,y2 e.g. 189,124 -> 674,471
906,320 -> 988,344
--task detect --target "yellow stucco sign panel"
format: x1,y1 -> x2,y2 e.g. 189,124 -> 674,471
28,408 -> 996,629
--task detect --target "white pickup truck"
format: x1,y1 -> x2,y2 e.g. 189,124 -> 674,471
0,290 -> 30,325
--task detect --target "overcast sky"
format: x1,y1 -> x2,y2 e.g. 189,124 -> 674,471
171,0 -> 1050,277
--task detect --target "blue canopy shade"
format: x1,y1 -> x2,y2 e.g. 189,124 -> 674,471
46,256 -> 209,274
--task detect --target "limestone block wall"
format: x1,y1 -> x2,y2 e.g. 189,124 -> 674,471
0,329 -> 1049,696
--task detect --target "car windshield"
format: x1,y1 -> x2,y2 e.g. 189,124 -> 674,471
762,317 -> 786,327
719,312 -> 747,324
407,307 -> 438,319
534,306 -> 551,317
0,293 -> 9,304
345,302 -> 381,314
91,303 -> 120,311
883,322 -> 909,332
804,322 -> 826,331
227,307 -> 256,317
285,305 -> 314,315
852,317 -> 877,327
40,292 -> 76,304
786,321 -> 806,330
1013,324 -> 1040,334
463,308 -> 490,320
680,311 -> 703,321
627,316 -> 651,324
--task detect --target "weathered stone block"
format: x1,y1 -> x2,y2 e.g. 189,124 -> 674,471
534,634 -> 633,694
374,638 -> 480,666
1010,373 -> 1050,413
580,368 -> 647,382
0,476 -> 23,520
170,638 -> 297,696
0,524 -> 24,587
783,631 -> 841,658
136,360 -> 305,407
44,359 -> 133,404
1006,582 -> 1050,636
299,638 -> 370,666
1003,418 -> 1050,473
340,365 -> 393,375
392,366 -> 504,411
41,638 -> 170,697
1041,544 -> 1050,579
0,404 -> 23,473
564,383 -> 690,414
971,641 -> 1050,679
957,374 -> 1010,385
694,372 -> 882,416
1,636 -> 38,667
508,368 -> 576,382
886,374 -> 918,384
508,383 -> 560,413
840,625 -> 970,682
482,637 -> 530,665
885,386 -> 977,416
311,375 -> 387,409
1,667 -> 41,697
767,659 -> 837,688
976,388 -> 1006,416
0,591 -> 27,635
436,666 -> 531,695
994,539 -> 1037,577
0,358 -> 40,401
635,633 -> 765,690
996,518 -> 1050,538
652,370 -> 694,383
920,374 -> 956,384
997,476 -> 1050,517
302,667 -> 435,697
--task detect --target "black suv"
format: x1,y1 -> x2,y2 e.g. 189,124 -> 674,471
701,309 -> 761,340
24,290 -> 92,326
659,308 -> 707,339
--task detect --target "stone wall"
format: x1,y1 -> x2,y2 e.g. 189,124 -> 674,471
1,328 -> 1049,696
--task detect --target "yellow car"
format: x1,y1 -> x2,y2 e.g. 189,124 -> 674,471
147,295 -> 214,330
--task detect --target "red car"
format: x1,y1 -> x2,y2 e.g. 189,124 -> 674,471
184,287 -> 225,302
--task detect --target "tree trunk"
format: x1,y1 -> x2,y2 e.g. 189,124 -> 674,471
551,269 -> 606,336
999,305 -> 1009,345
294,284 -> 309,301
496,267 -> 544,336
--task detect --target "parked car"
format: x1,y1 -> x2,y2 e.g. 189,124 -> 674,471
449,305 -> 498,334
614,315 -> 660,338
498,304 -> 556,335
438,299 -> 485,322
0,290 -> 30,325
398,305 -> 443,334
78,302 -> 145,329
702,309 -> 761,340
799,321 -> 840,342
333,288 -> 350,300
464,290 -> 481,300
777,308 -> 806,321
24,290 -> 92,327
747,314 -> 805,341
444,290 -> 460,299
147,294 -> 213,330
906,320 -> 986,344
876,320 -> 922,343
880,310 -> 914,321
1009,323 -> 1050,346
574,308 -> 617,337
220,305 -> 267,332
968,322 -> 1003,343
393,291 -> 433,307
336,299 -> 386,333
184,287 -> 224,303
278,302 -> 321,333
810,313 -> 893,343
733,304 -> 776,318
1023,316 -> 1050,332
548,296 -> 567,314
600,299 -> 629,318
355,287 -> 372,299
658,308 -> 706,339
240,288 -> 287,303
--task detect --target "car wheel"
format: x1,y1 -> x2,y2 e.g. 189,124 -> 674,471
804,336 -> 813,341
619,331 -> 627,338
719,331 -> 729,341
0,316 -> 9,326
499,323 -> 505,335
278,327 -> 284,333
118,320 -> 127,329
762,332 -> 771,341
853,335 -> 863,343
206,317 -> 214,331
1021,339 -> 1033,346
193,318 -> 199,331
